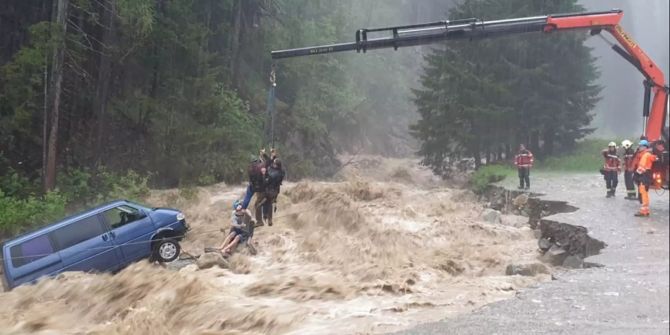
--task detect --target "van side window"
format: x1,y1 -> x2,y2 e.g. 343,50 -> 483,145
10,235 -> 54,268
103,205 -> 145,229
52,215 -> 105,250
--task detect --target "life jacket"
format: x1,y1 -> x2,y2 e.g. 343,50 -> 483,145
602,149 -> 620,171
623,148 -> 636,172
515,150 -> 534,168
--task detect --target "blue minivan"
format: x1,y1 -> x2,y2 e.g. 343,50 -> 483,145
1,200 -> 188,290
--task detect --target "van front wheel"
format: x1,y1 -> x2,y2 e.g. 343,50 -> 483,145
153,239 -> 181,263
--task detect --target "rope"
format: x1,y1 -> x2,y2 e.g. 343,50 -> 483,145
2,206 -> 316,262
264,64 -> 277,148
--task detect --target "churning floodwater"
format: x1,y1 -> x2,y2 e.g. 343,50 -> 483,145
0,157 -> 549,334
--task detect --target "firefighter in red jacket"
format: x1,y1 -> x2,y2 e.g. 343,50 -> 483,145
514,144 -> 534,190
602,141 -> 621,198
620,139 -> 637,200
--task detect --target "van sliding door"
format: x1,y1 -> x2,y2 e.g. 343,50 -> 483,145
53,214 -> 119,273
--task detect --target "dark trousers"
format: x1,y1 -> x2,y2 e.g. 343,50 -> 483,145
518,167 -> 530,188
604,171 -> 618,192
262,188 -> 279,221
624,171 -> 636,195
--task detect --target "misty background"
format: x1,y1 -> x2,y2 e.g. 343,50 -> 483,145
383,0 -> 670,140
581,0 -> 669,139
330,0 -> 669,146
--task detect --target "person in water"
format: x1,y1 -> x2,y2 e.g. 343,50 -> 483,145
219,200 -> 255,255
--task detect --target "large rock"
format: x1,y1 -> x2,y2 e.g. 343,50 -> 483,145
539,220 -> 607,258
197,252 -> 229,270
538,238 -> 552,251
512,193 -> 529,208
540,244 -> 568,265
505,263 -> 550,276
481,208 -> 502,224
562,255 -> 584,269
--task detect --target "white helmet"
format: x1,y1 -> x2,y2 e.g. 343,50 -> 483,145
608,141 -> 617,148
621,139 -> 632,149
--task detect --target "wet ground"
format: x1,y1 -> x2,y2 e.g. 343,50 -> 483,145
396,172 -> 669,335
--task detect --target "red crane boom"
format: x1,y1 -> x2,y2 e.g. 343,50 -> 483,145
271,9 -> 669,189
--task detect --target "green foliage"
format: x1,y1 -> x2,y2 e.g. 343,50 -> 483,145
470,165 -> 515,194
0,22 -> 53,165
0,167 -> 150,238
412,0 -> 601,175
537,139 -> 604,172
0,168 -> 37,198
57,167 -> 150,205
0,190 -> 67,237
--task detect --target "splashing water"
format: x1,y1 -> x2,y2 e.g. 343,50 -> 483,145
0,156 -> 550,334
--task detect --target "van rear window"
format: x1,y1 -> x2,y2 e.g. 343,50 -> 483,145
10,235 -> 54,268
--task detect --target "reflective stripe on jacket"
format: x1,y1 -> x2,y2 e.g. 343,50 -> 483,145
623,148 -> 636,172
515,150 -> 534,168
602,149 -> 620,171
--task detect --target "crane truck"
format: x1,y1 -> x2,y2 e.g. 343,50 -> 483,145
270,9 -> 669,190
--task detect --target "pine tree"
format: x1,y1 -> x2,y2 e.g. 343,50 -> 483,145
412,0 -> 601,173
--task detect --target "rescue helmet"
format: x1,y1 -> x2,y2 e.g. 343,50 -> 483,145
608,141 -> 616,148
233,200 -> 242,210
621,139 -> 632,149
639,139 -> 649,147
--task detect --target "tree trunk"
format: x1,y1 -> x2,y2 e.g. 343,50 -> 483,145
230,0 -> 242,87
95,0 -> 116,165
42,52 -> 49,188
473,149 -> 481,169
530,130 -> 540,158
473,138 -> 482,169
544,129 -> 555,156
485,146 -> 491,165
45,0 -> 69,191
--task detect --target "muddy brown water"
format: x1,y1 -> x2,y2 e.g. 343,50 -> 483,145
0,157 -> 551,334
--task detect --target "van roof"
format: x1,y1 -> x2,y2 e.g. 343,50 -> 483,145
1,199 -> 137,247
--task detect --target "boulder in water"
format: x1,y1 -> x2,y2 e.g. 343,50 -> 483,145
197,252 -> 229,270
481,208 -> 502,224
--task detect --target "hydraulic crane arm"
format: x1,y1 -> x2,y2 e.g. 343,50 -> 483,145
271,9 -> 668,143
271,9 -> 669,189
